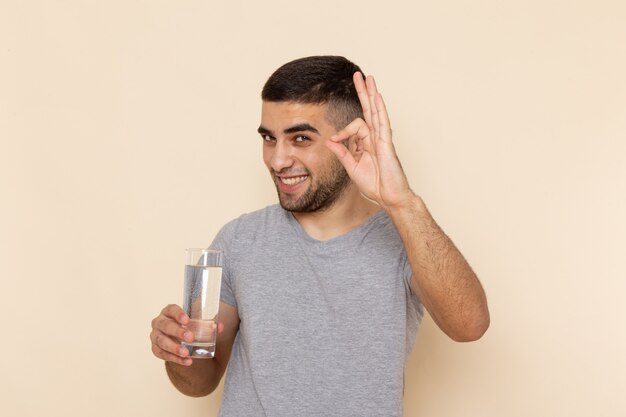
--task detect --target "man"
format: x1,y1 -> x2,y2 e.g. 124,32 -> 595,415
150,56 -> 490,416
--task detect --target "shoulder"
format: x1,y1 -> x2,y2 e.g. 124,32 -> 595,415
364,209 -> 405,250
368,209 -> 400,236
214,204 -> 287,245
229,204 -> 285,230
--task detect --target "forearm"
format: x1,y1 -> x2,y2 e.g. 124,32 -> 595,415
165,359 -> 225,397
386,193 -> 490,342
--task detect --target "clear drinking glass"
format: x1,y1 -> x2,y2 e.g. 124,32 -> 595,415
182,248 -> 223,358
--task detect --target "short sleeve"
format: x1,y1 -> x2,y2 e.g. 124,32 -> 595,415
402,250 -> 424,356
402,251 -> 414,296
209,219 -> 239,308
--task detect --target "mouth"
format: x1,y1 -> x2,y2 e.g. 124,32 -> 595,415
279,175 -> 308,186
275,174 -> 309,193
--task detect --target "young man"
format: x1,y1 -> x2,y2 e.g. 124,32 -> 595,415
150,56 -> 490,416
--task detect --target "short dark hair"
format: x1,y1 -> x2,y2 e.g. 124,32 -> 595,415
261,56 -> 365,129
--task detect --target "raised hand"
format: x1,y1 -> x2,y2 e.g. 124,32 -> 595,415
325,72 -> 413,210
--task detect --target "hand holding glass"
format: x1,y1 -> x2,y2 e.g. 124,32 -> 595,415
182,248 -> 223,359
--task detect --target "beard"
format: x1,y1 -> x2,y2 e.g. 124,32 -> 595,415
274,158 -> 351,213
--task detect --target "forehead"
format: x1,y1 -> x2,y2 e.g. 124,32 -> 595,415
260,101 -> 332,129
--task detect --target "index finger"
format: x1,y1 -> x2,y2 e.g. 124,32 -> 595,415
161,304 -> 189,325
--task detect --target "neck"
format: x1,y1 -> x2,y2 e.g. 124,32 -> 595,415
291,183 -> 381,241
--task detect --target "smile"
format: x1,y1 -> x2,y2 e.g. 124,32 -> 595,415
280,175 -> 308,186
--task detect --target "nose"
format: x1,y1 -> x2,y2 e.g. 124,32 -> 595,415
269,140 -> 294,173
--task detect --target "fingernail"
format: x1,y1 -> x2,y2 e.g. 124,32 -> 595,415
183,331 -> 193,341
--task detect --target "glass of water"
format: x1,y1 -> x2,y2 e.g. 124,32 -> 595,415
182,248 -> 223,359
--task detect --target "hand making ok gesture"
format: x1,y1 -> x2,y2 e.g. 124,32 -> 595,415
326,72 -> 414,210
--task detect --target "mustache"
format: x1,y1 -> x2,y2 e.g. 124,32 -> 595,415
272,168 -> 310,176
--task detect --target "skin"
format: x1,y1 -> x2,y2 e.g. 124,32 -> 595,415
150,72 -> 490,397
258,102 -> 352,216
326,74 -> 490,340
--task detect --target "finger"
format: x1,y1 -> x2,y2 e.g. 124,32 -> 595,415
152,343 -> 193,366
374,92 -> 392,143
152,307 -> 192,341
153,315 -> 195,343
348,133 -> 359,154
161,304 -> 189,325
333,117 -> 377,157
353,72 -> 372,127
329,119 -> 374,156
151,329 -> 192,358
329,118 -> 370,143
366,76 -> 380,139
326,140 -> 358,175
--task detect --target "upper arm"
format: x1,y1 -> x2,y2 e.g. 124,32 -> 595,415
213,302 -> 240,374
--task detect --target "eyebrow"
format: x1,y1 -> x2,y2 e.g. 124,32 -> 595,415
257,123 -> 320,136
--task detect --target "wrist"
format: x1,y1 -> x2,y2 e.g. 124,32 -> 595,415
384,192 -> 432,229
383,191 -> 424,214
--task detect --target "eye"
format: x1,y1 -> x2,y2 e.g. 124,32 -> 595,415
261,134 -> 275,142
294,135 -> 310,143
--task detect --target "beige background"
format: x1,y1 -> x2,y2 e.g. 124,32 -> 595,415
1,1 -> 625,416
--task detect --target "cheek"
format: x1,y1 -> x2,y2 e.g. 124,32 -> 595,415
305,143 -> 335,166
262,146 -> 272,168
309,157 -> 336,179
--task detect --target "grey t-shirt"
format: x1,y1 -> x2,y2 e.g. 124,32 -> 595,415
211,205 -> 423,417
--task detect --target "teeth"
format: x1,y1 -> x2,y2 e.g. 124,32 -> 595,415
280,176 -> 308,185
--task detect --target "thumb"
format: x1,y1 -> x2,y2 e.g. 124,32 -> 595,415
326,140 -> 357,173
